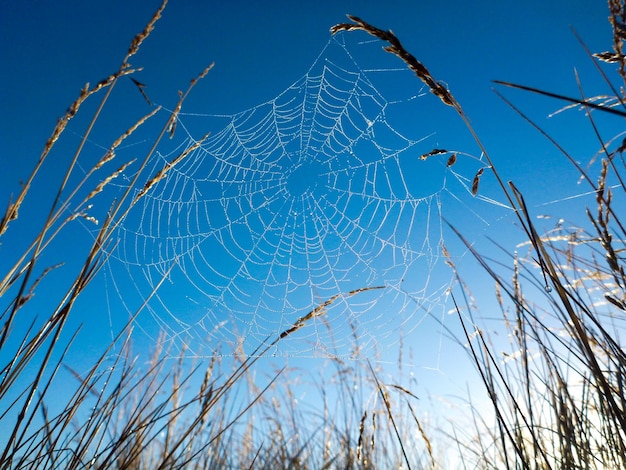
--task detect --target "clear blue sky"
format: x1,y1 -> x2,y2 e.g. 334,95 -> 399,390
1,0 -> 611,184
0,0 -> 616,381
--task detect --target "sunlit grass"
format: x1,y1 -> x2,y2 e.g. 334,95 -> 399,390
1,0 -> 625,468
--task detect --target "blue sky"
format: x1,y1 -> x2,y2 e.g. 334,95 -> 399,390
0,0 -> 617,395
1,1 -> 611,171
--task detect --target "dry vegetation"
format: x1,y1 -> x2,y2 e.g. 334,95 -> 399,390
1,0 -> 625,468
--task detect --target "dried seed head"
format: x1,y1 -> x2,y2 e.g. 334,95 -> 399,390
331,15 -> 457,107
125,0 -> 167,65
441,242 -> 450,259
87,159 -> 136,202
94,150 -> 116,171
594,51 -> 625,63
471,167 -> 485,196
446,153 -> 457,167
420,148 -> 447,160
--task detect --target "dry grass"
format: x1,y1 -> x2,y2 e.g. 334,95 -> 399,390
1,1 -> 626,468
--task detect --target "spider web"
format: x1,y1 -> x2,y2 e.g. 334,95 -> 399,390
105,33 -> 490,361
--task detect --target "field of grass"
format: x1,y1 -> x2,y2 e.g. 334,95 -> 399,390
1,1 -> 625,468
